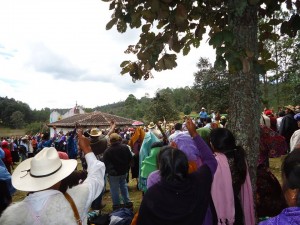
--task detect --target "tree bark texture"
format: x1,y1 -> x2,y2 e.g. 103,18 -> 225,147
227,1 -> 260,194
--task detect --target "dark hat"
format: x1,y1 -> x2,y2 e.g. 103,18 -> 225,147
109,133 -> 121,143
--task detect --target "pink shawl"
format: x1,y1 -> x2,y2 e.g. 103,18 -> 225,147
212,153 -> 255,225
240,164 -> 255,225
212,153 -> 235,224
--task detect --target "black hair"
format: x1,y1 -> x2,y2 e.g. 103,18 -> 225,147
206,117 -> 212,123
282,148 -> 300,206
278,110 -> 285,117
59,170 -> 87,193
83,129 -> 90,138
210,128 -> 247,194
42,132 -> 50,140
157,146 -> 189,183
174,123 -> 182,131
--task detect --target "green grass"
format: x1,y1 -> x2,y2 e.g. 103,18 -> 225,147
0,128 -> 25,137
11,157 -> 283,215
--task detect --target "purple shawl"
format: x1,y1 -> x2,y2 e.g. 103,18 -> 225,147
259,207 -> 300,225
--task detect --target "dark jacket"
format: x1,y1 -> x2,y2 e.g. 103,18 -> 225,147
103,142 -> 132,176
279,113 -> 298,148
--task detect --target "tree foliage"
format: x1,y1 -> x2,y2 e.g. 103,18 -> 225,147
102,0 -> 299,80
258,10 -> 300,108
145,92 -> 179,122
194,58 -> 229,112
10,111 -> 25,129
0,97 -> 32,128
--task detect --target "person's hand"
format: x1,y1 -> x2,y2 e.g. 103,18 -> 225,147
77,129 -> 92,155
110,119 -> 116,127
186,118 -> 198,138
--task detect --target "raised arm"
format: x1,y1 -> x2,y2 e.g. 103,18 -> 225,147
186,118 -> 217,174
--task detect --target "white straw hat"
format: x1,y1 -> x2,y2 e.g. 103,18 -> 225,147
12,147 -> 77,192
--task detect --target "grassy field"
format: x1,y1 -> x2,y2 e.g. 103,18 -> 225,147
0,128 -> 25,137
11,157 -> 283,215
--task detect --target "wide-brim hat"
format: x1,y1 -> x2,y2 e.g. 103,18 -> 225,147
285,105 -> 295,112
89,128 -> 102,137
109,133 -> 121,143
12,147 -> 77,192
21,135 -> 29,140
148,122 -> 156,129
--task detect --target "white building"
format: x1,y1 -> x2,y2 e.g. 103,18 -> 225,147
49,103 -> 85,136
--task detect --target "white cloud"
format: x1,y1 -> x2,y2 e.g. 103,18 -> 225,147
0,0 -> 215,110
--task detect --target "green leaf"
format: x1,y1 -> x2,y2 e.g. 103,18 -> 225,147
117,20 -> 127,33
268,18 -> 282,26
163,54 -> 177,70
224,51 -> 236,64
142,24 -> 151,33
106,18 -> 118,30
171,36 -> 182,53
175,4 -> 188,26
151,0 -> 160,13
142,10 -> 156,23
137,51 -> 150,60
195,24 -> 206,39
121,65 -> 132,75
183,45 -> 190,56
157,19 -> 168,29
253,61 -> 266,75
109,1 -> 115,10
192,39 -> 200,48
131,12 -> 142,28
158,9 -> 169,20
216,47 -> 226,55
223,30 -> 234,44
214,56 -> 226,71
209,32 -> 223,48
120,60 -> 130,67
265,60 -> 278,70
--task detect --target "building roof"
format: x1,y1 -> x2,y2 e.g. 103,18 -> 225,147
47,111 -> 135,128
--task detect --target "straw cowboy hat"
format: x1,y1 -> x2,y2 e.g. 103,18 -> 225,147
89,128 -> 102,137
12,147 -> 77,192
148,122 -> 156,129
285,105 -> 295,112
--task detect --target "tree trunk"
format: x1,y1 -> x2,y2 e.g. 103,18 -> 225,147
227,1 -> 260,195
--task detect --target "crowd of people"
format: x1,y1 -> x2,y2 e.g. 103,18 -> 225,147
0,104 -> 299,224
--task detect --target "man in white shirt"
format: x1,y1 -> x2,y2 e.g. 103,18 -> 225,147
168,123 -> 183,143
0,129 -> 105,225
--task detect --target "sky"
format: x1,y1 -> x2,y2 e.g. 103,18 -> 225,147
0,0 -> 215,110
